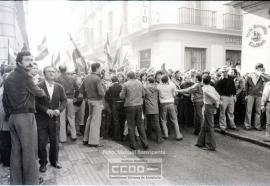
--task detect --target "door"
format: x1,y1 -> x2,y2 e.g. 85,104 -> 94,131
225,50 -> 241,67
139,49 -> 151,69
185,47 -> 206,71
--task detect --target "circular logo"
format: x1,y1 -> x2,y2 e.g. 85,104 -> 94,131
246,24 -> 268,48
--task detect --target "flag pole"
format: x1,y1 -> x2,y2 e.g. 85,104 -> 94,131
7,39 -> 10,65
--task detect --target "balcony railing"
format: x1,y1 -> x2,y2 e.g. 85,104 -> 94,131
179,7 -> 217,28
223,13 -> 242,30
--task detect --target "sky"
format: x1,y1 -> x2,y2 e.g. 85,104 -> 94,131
26,0 -> 78,70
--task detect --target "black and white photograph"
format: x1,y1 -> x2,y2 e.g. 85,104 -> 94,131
0,0 -> 270,185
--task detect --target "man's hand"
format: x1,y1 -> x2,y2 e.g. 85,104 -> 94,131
53,109 -> 60,117
261,106 -> 266,113
46,109 -> 54,118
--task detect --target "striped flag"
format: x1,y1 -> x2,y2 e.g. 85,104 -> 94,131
104,33 -> 112,65
52,52 -> 60,68
35,36 -> 49,61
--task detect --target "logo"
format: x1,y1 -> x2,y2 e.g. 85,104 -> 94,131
246,24 -> 268,48
108,158 -> 162,180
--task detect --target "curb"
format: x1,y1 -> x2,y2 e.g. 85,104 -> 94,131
214,128 -> 270,149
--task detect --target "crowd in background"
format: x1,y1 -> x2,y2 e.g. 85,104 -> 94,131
0,50 -> 270,184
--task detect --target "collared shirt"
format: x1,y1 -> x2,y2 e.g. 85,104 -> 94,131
202,85 -> 220,105
45,81 -> 54,100
262,82 -> 270,106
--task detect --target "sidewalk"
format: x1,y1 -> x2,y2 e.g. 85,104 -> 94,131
215,126 -> 270,149
0,137 -> 172,185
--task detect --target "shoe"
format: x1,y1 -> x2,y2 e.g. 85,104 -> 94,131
255,128 -> 263,131
39,177 -> 44,185
39,165 -> 47,173
51,162 -> 62,169
193,131 -> 200,135
83,141 -> 88,145
195,144 -> 203,148
162,136 -> 168,140
202,147 -> 216,151
244,127 -> 252,131
230,127 -> 240,131
263,138 -> 270,142
220,129 -> 227,134
71,138 -> 77,141
176,137 -> 183,141
88,144 -> 104,148
130,146 -> 138,150
142,145 -> 149,150
157,138 -> 164,144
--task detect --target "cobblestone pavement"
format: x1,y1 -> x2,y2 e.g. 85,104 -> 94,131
0,138 -> 172,185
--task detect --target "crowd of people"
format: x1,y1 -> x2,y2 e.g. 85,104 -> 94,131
0,50 -> 270,185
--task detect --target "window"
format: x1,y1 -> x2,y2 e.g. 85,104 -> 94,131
184,47 -> 206,71
225,50 -> 241,67
139,49 -> 151,69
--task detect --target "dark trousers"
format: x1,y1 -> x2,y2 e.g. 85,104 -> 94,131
196,104 -> 216,150
146,114 -> 162,143
0,131 -> 11,166
111,102 -> 125,141
193,102 -> 203,133
9,113 -> 39,185
38,118 -> 60,166
100,109 -> 112,139
178,96 -> 194,127
126,105 -> 148,148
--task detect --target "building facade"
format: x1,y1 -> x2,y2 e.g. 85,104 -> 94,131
76,1 -> 243,72
0,1 -> 28,65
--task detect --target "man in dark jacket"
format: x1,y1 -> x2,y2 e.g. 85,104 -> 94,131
55,65 -> 78,142
105,76 -> 125,141
120,71 -> 148,150
36,66 -> 67,173
2,51 -> 46,185
244,63 -> 265,130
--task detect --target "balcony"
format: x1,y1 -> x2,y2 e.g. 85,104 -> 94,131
223,13 -> 242,30
179,7 -> 217,28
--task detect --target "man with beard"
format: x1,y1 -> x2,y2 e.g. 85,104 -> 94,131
2,51 -> 46,184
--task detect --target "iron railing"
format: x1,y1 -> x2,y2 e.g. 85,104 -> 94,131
179,7 -> 217,28
223,13 -> 243,30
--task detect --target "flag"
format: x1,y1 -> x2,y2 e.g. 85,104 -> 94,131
104,33 -> 112,65
113,48 -> 121,68
8,46 -> 17,65
35,36 -> 49,61
52,52 -> 60,68
68,33 -> 88,74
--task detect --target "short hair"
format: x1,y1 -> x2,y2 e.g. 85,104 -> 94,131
140,72 -> 147,81
91,62 -> 101,72
43,66 -> 55,75
16,51 -> 31,64
111,76 -> 119,83
127,71 -> 136,79
255,63 -> 264,69
202,75 -> 211,85
59,65 -> 67,73
161,75 -> 169,83
195,73 -> 202,82
147,77 -> 155,84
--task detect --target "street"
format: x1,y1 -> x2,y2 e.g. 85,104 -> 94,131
1,128 -> 270,185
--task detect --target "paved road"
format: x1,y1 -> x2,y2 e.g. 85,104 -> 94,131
1,129 -> 270,185
134,128 -> 270,185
